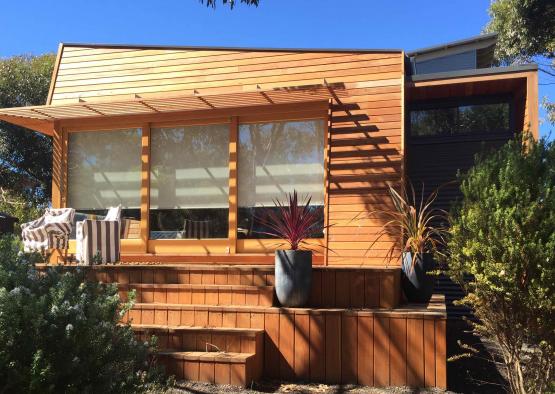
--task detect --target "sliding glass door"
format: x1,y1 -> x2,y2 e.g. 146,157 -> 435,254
65,117 -> 326,252
149,124 -> 230,239
237,119 -> 326,240
67,128 -> 142,239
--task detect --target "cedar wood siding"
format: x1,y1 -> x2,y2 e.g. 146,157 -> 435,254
50,45 -> 404,266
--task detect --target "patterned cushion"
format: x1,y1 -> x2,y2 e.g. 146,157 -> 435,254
76,219 -> 120,265
21,208 -> 75,252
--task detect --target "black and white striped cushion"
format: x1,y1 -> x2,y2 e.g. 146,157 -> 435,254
76,220 -> 120,265
21,208 -> 74,252
183,219 -> 211,239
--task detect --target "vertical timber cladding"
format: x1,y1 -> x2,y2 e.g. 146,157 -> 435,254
50,45 -> 404,265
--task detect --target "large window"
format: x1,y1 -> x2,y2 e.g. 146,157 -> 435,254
149,124 -> 230,239
237,119 -> 325,239
67,128 -> 142,239
410,100 -> 511,137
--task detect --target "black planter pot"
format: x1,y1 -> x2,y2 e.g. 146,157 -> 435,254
275,249 -> 312,307
401,252 -> 435,303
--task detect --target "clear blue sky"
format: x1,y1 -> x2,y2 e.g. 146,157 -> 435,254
1,0 -> 552,138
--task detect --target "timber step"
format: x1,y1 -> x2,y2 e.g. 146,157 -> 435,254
132,324 -> 264,354
39,263 -> 402,308
156,351 -> 260,387
91,265 -> 275,287
124,300 -> 446,328
86,263 -> 401,309
119,283 -> 274,306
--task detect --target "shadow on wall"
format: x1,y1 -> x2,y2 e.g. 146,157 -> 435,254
328,94 -> 402,265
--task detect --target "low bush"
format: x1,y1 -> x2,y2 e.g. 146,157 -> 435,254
0,235 -> 163,393
447,136 -> 555,393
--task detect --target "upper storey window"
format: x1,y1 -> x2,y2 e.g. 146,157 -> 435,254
410,100 -> 511,138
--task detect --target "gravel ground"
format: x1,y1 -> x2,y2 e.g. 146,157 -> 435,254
164,381 -> 448,394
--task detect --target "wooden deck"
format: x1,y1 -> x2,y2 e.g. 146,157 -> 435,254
41,259 -> 446,388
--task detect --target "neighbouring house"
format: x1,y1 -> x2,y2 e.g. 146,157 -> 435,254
0,33 -> 538,388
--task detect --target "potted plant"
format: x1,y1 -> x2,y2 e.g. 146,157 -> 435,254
258,191 -> 322,307
368,183 -> 447,303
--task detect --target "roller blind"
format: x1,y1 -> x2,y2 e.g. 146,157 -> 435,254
238,119 -> 325,207
67,128 -> 142,209
150,124 -> 230,209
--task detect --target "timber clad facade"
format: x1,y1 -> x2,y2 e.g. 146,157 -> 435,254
46,45 -> 406,265
0,36 -> 539,389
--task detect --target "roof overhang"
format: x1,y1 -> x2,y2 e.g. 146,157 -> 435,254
406,32 -> 498,58
407,64 -> 537,86
0,83 -> 343,135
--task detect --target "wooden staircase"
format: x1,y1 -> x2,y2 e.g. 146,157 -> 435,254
133,324 -> 263,385
116,264 -> 273,386
55,261 -> 446,388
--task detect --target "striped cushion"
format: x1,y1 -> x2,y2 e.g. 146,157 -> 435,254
183,219 -> 211,239
21,208 -> 74,252
76,219 -> 120,265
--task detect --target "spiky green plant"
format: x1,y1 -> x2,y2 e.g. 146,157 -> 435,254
365,183 -> 448,269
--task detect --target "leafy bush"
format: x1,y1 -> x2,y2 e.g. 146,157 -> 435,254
0,189 -> 45,234
447,136 -> 555,394
0,235 -> 163,393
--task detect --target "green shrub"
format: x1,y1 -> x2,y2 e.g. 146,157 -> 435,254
0,235 -> 163,393
447,136 -> 555,394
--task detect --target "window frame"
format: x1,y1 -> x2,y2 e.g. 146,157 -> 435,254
148,122 -> 232,240
407,95 -> 515,144
60,106 -> 329,255
236,118 -> 327,240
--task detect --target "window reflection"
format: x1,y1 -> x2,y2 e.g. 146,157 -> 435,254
149,124 -> 230,239
67,129 -> 142,239
410,102 -> 510,137
237,120 -> 325,239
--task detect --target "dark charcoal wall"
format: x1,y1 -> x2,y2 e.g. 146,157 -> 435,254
406,136 -> 512,213
406,132 -> 513,320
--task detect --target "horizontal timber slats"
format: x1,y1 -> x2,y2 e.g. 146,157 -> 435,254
50,45 -> 404,266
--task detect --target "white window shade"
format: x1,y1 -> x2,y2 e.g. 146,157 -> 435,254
67,129 -> 142,209
238,120 -> 325,207
150,124 -> 230,209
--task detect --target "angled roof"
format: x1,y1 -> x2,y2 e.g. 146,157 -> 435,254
61,42 -> 403,54
408,63 -> 537,83
406,32 -> 498,57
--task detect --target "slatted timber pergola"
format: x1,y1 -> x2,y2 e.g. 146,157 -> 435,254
0,83 -> 347,135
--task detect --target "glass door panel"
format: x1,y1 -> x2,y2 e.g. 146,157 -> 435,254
237,119 -> 325,240
149,124 -> 230,239
67,128 -> 142,239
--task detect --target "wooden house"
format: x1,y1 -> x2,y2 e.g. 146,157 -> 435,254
0,33 -> 538,388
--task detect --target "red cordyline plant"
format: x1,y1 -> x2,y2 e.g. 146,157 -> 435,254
366,183 -> 448,270
257,190 -> 322,250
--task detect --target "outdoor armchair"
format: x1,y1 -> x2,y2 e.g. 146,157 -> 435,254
21,208 -> 75,261
76,206 -> 121,265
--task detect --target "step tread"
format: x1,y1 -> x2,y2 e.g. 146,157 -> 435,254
132,324 -> 263,336
157,350 -> 255,363
102,264 -> 275,270
131,295 -> 446,316
121,283 -> 274,290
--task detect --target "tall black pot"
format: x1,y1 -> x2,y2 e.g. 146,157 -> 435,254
401,252 -> 435,303
275,249 -> 312,307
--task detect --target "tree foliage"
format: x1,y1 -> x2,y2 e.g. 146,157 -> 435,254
485,0 -> 554,62
0,235 -> 163,393
447,135 -> 555,393
485,0 -> 555,124
201,0 -> 259,9
0,54 -> 55,206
